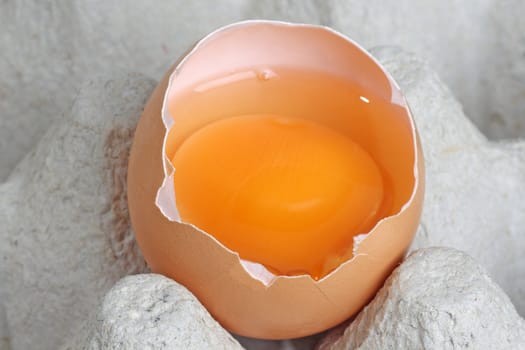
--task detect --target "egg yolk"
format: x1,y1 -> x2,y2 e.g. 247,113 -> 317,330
171,114 -> 384,278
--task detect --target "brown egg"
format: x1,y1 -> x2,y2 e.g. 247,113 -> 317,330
128,20 -> 424,339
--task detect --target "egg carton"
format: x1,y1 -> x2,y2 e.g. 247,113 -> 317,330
1,1 -> 525,182
0,45 -> 524,350
1,2 -> 525,350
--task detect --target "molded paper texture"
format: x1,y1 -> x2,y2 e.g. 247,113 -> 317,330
0,47 -> 524,349
1,1 -> 525,181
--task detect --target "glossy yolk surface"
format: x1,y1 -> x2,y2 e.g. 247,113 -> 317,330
171,114 -> 384,278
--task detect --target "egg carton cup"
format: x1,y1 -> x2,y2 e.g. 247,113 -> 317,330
0,45 -> 524,350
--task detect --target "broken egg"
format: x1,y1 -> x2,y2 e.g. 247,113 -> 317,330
128,20 -> 424,339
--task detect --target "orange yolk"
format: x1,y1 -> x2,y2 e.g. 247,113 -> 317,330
171,114 -> 384,278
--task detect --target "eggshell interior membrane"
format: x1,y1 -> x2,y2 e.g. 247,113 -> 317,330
127,20 -> 424,339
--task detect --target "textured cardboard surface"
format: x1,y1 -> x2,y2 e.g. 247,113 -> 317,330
1,0 -> 525,181
318,248 -> 525,349
1,2 -> 525,349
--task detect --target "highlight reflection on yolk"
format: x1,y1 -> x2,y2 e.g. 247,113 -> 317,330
172,114 -> 384,279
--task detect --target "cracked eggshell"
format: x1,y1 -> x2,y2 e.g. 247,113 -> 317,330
128,20 -> 424,339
